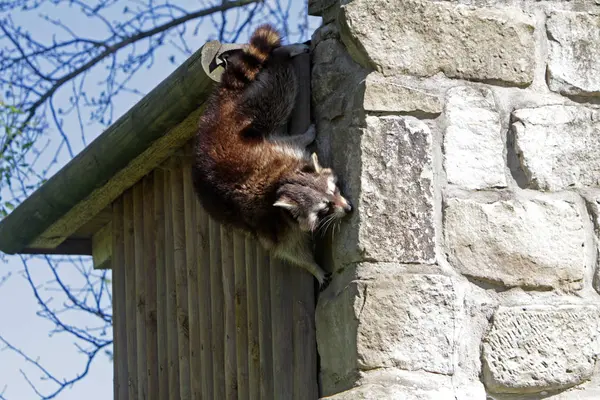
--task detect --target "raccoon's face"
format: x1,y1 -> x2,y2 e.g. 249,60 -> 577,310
274,154 -> 352,232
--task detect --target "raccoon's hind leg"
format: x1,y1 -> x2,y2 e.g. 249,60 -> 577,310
271,234 -> 332,291
242,54 -> 297,134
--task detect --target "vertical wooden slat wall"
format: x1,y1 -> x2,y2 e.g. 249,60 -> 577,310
112,197 -> 128,400
111,148 -> 318,399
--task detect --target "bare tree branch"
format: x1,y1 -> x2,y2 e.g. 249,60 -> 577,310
0,255 -> 113,399
0,0 -> 262,161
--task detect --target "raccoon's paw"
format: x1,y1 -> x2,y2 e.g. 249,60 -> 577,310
319,272 -> 332,292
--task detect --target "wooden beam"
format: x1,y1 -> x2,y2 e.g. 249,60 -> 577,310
29,106 -> 204,250
210,217 -> 226,399
123,189 -> 139,400
143,174 -> 159,400
153,169 -> 169,400
163,167 -> 181,400
257,246 -> 274,399
111,197 -> 129,400
234,231 -> 249,400
171,161 -> 191,399
221,226 -> 238,400
92,222 -> 112,270
133,181 -> 148,400
245,238 -> 260,400
22,238 -> 92,256
195,200 -> 214,400
183,161 -> 202,400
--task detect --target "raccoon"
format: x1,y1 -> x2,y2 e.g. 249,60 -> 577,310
192,24 -> 351,290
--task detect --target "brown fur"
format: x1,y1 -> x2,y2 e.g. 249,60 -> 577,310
192,25 -> 351,288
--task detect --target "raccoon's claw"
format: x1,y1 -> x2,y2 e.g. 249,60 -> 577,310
319,272 -> 332,292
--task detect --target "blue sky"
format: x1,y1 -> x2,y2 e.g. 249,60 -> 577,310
0,2 -> 318,398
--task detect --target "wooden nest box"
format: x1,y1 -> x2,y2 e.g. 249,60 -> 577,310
0,41 -> 319,400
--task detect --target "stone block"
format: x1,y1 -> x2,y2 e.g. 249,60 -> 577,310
323,383 -> 456,400
547,11 -> 600,96
482,306 -> 600,393
444,196 -> 586,289
583,193 -> 600,294
312,38 -> 366,122
321,369 -> 486,400
512,105 -> 600,191
316,272 -> 457,395
339,0 -> 535,85
308,0 -> 337,16
363,73 -> 442,115
444,86 -> 506,190
354,116 -> 435,263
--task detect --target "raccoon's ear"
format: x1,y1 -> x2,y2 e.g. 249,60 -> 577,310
273,196 -> 297,212
311,153 -> 322,173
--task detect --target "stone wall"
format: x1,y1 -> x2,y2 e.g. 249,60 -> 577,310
309,0 -> 600,398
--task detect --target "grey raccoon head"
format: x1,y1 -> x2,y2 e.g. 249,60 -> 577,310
274,153 -> 352,232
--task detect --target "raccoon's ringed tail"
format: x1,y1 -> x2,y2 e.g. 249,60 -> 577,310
247,24 -> 281,63
220,24 -> 282,90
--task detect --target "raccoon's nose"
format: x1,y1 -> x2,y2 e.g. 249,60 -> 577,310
343,199 -> 353,213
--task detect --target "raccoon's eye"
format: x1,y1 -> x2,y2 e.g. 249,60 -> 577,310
318,203 -> 331,216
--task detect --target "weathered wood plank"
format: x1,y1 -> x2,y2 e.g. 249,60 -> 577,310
143,174 -> 159,400
111,197 -> 128,400
195,199 -> 214,400
271,259 -> 294,399
171,163 -> 191,400
209,217 -> 225,399
92,222 -> 112,270
234,231 -> 249,400
183,163 -> 202,400
133,182 -> 148,400
154,169 -> 169,400
290,46 -> 318,400
27,107 -> 205,252
257,245 -> 274,399
221,226 -> 238,399
123,189 -> 138,400
21,238 -> 92,256
293,272 -> 318,400
164,169 -> 181,400
245,238 -> 260,400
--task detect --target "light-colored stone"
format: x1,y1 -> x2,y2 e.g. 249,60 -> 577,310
321,369 -> 484,400
363,73 -> 442,115
339,0 -> 536,85
323,383 -> 456,400
316,272 -> 456,395
512,105 -> 600,191
444,86 -> 506,190
583,193 -> 600,294
482,306 -> 600,393
311,31 -> 368,173
355,116 -> 435,263
547,11 -> 600,96
312,37 -> 367,122
445,196 -> 586,289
